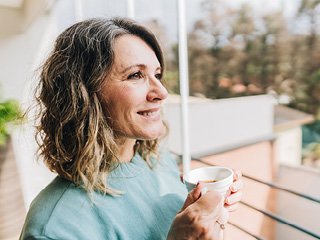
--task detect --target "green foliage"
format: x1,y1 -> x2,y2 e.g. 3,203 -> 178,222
164,70 -> 180,94
166,0 -> 320,118
296,115 -> 320,164
302,120 -> 320,144
0,99 -> 23,145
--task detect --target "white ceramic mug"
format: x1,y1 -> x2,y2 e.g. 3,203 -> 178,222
183,166 -> 233,197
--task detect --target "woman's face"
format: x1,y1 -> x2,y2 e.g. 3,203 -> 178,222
100,34 -> 168,141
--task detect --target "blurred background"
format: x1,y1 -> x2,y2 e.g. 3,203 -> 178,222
0,0 -> 320,239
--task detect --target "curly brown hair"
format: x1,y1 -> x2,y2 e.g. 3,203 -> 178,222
35,18 -> 166,195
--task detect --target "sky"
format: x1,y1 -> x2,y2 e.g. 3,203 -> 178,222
230,0 -> 299,17
53,0 -> 303,43
133,0 -> 302,43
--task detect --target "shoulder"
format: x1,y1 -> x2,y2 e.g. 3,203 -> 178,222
20,177 -> 101,239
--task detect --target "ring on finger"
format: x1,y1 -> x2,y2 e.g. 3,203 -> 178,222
216,220 -> 226,230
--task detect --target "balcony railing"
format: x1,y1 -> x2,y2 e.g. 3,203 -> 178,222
174,156 -> 320,240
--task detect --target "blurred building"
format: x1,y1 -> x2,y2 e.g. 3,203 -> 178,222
0,0 -> 319,239
164,94 -> 319,240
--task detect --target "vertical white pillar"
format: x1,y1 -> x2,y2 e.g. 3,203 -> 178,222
126,0 -> 135,19
74,0 -> 83,21
177,0 -> 191,174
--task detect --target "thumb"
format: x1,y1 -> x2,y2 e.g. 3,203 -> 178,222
180,182 -> 203,211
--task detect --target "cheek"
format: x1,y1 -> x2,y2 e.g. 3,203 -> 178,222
101,83 -> 147,119
107,89 -> 142,118
117,85 -> 146,107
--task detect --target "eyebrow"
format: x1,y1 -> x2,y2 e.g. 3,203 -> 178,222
120,64 -> 161,74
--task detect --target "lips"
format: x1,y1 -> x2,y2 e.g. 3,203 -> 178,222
137,108 -> 161,119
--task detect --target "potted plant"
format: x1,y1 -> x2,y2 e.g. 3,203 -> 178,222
0,99 -> 23,146
0,98 -> 23,165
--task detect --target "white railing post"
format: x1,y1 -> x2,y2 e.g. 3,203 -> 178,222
74,0 -> 83,21
126,0 -> 135,19
177,0 -> 191,174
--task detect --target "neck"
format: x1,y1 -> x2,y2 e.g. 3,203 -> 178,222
116,138 -> 136,163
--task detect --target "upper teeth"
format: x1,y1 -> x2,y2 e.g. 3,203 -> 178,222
141,111 -> 157,116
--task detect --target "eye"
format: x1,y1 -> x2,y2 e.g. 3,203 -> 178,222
155,73 -> 162,81
128,71 -> 144,80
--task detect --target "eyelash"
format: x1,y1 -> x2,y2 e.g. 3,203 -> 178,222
128,71 -> 144,80
127,71 -> 162,81
155,73 -> 162,81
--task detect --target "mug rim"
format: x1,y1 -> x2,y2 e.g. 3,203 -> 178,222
183,166 -> 233,185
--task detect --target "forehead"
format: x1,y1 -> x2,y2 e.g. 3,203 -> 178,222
112,34 -> 160,71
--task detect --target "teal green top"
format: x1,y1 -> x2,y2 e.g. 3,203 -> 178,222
20,152 -> 188,240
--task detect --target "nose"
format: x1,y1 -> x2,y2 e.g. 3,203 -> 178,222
146,76 -> 168,102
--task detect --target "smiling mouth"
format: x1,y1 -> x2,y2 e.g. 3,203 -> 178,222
137,108 -> 160,118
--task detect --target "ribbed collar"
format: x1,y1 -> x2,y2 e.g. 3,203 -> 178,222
108,153 -> 147,179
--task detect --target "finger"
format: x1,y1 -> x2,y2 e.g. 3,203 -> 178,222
207,208 -> 228,239
194,182 -> 205,198
232,169 -> 242,181
225,180 -> 243,198
180,182 -> 203,211
199,208 -> 227,240
229,179 -> 244,193
225,202 -> 239,212
225,191 -> 243,206
225,188 -> 232,198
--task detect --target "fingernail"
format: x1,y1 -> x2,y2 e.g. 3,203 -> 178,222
230,186 -> 236,192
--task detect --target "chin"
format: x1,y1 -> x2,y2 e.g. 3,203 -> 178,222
140,126 -> 165,140
141,133 -> 161,140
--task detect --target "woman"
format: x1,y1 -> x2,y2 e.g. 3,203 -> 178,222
20,18 -> 242,240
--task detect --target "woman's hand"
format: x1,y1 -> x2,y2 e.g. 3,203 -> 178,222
167,183 -> 228,240
224,170 -> 243,212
